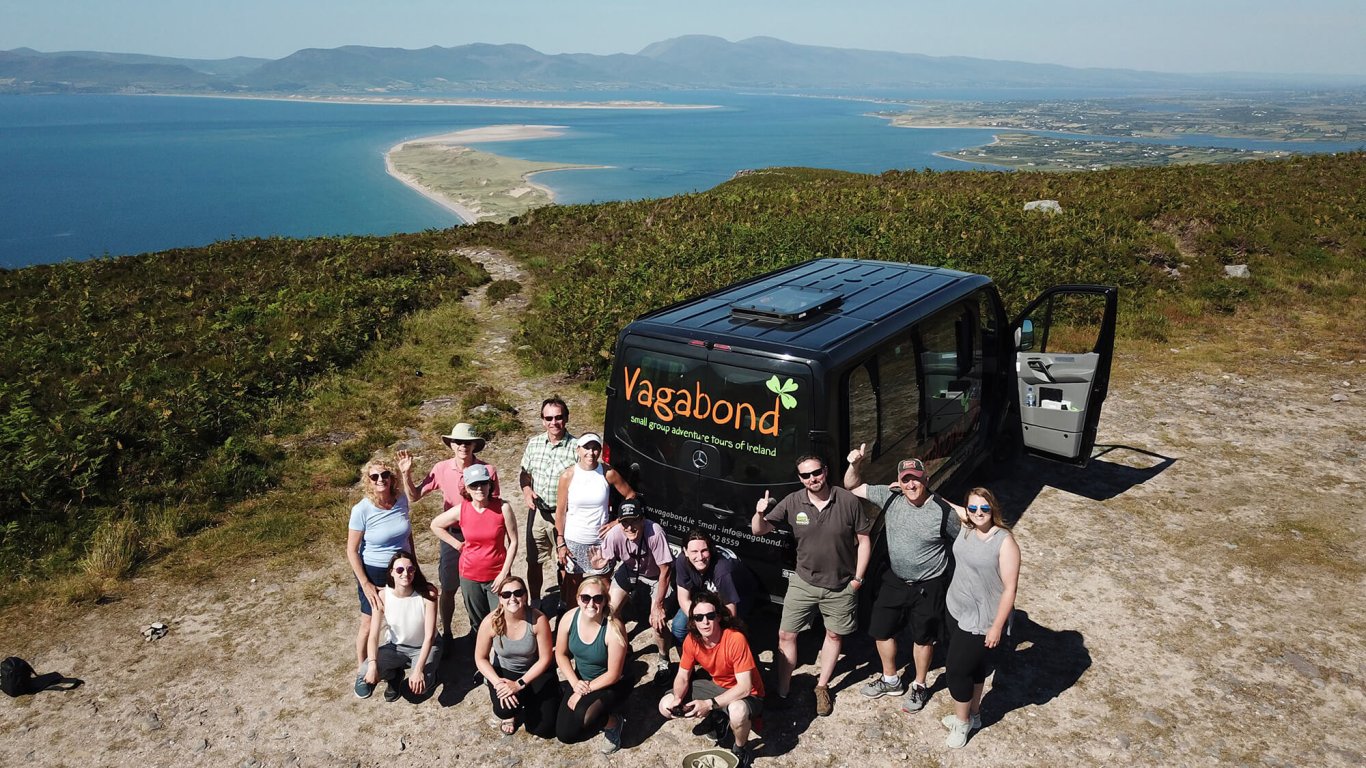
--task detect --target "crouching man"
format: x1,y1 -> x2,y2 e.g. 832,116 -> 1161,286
658,593 -> 764,768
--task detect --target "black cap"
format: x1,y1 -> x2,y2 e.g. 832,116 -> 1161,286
617,498 -> 644,520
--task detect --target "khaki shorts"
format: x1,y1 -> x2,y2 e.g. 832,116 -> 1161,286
779,573 -> 858,636
525,509 -> 557,567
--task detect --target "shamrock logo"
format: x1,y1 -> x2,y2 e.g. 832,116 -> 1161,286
766,376 -> 800,410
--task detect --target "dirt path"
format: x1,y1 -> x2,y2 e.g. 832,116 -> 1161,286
2,250 -> 1362,768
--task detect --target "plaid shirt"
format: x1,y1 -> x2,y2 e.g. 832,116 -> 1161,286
519,430 -> 578,506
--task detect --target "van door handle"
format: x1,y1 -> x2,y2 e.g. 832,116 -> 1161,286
701,503 -> 738,522
1027,359 -> 1056,382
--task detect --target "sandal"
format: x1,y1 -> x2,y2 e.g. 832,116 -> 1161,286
500,718 -> 517,735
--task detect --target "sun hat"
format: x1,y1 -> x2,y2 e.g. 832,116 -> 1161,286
441,423 -> 486,451
462,463 -> 492,486
577,432 -> 603,448
897,458 -> 927,483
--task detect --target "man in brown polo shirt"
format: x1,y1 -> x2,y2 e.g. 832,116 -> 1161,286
752,454 -> 872,717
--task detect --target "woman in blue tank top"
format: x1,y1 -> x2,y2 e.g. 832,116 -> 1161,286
554,575 -> 630,753
942,487 -> 1020,749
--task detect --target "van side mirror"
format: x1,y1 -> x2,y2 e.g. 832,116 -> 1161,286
1015,319 -> 1035,351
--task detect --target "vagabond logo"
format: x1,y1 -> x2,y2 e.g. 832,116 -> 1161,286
622,367 -> 799,436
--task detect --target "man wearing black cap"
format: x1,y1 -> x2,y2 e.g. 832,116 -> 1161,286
593,498 -> 674,677
844,445 -> 965,713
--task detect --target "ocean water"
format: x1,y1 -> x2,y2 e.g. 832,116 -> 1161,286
0,91 -> 1352,268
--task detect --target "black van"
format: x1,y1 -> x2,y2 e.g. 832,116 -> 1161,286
602,258 -> 1116,599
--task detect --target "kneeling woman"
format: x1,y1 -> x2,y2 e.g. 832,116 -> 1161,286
943,487 -> 1020,748
555,575 -> 630,753
473,575 -> 559,737
364,551 -> 441,702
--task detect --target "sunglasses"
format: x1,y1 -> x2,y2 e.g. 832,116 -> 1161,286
797,467 -> 825,480
369,471 -> 393,482
468,480 -> 491,489
452,440 -> 476,447
392,565 -> 415,575
967,504 -> 992,514
500,588 -> 527,599
542,414 -> 566,422
578,593 -> 607,606
691,610 -> 719,622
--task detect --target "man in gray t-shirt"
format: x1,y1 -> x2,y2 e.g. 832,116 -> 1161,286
844,445 -> 965,712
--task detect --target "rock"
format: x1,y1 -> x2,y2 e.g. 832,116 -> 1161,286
1281,651 -> 1320,679
1224,264 -> 1251,278
191,738 -> 208,753
1024,199 -> 1063,214
1331,393 -> 1349,402
142,622 -> 169,641
1142,710 -> 1166,727
140,712 -> 163,732
1115,733 -> 1132,749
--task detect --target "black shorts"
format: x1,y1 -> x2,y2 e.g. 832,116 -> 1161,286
867,570 -> 948,645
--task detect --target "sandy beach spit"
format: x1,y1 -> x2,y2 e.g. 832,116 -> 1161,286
383,145 -> 481,225
156,92 -> 718,110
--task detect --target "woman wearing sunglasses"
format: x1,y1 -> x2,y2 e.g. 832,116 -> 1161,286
473,575 -> 559,736
363,551 -> 440,702
942,487 -> 1020,749
429,463 -> 518,636
554,575 -> 629,753
346,456 -> 416,698
658,592 -> 764,768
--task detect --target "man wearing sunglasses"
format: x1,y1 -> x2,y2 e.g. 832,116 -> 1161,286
518,397 -> 578,601
844,445 -> 964,714
752,454 -> 872,717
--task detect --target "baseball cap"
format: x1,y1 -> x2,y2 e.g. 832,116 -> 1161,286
462,463 -> 492,485
897,458 -> 927,483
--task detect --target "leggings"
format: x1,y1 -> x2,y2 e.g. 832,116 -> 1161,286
555,678 -> 630,743
488,664 -> 559,738
944,620 -> 994,703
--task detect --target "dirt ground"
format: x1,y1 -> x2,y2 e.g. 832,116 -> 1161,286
2,249 -> 1362,768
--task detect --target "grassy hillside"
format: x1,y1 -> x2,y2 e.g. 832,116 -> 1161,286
1,152 -> 1361,600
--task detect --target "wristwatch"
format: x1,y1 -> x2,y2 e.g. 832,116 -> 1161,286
516,678 -> 526,688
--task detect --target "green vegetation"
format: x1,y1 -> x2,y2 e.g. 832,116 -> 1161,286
940,132 -> 1292,171
389,143 -> 594,222
3,152 -> 1363,602
485,279 -> 523,304
0,233 -> 485,582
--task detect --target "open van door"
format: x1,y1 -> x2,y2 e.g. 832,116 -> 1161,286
1011,285 -> 1117,466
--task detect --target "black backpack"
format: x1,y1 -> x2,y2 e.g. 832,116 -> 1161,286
1,656 -> 36,697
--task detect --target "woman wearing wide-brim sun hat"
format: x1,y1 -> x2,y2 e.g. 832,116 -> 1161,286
401,422 -> 501,641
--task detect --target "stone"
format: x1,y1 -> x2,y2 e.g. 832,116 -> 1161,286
1331,393 -> 1349,402
1224,264 -> 1251,278
141,712 -> 163,732
1023,199 -> 1063,214
1281,651 -> 1320,679
192,738 -> 208,753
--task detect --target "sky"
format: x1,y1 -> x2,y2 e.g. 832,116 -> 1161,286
2,0 -> 1364,77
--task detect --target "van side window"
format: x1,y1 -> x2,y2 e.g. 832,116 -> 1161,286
847,362 -> 879,456
918,303 -> 985,472
843,337 -> 919,478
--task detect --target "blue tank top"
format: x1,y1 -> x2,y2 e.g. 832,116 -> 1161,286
567,608 -> 609,682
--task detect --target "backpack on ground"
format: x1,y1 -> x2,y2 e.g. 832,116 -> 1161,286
1,656 -> 36,697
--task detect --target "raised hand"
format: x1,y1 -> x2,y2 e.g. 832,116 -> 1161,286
846,442 -> 867,465
755,490 -> 772,515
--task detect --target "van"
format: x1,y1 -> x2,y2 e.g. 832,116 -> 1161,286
601,258 -> 1116,599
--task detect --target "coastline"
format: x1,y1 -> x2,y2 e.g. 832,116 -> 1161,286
154,92 -> 719,110
385,124 -> 600,223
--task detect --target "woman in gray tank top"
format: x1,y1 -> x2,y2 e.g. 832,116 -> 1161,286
942,487 -> 1020,749
473,575 -> 560,737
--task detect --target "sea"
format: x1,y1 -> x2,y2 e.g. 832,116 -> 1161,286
0,89 -> 1355,268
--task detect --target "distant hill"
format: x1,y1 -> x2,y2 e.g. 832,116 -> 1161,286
2,36 -> 1360,95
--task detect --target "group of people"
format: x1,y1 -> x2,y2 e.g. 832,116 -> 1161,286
345,396 -> 1019,762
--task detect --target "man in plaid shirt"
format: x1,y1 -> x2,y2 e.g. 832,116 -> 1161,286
518,396 -> 578,601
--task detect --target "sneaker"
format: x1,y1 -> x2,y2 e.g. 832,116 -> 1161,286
599,715 -> 625,754
901,683 -> 929,713
709,710 -> 734,749
731,742 -> 755,768
942,711 -> 982,730
353,674 -> 375,699
814,684 -> 833,717
383,681 -> 401,703
946,716 -> 973,748
860,675 -> 905,699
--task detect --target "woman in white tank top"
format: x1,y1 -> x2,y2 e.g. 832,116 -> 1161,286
553,432 -> 637,598
363,551 -> 441,702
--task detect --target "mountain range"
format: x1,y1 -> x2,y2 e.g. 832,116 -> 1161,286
2,35 -> 1358,95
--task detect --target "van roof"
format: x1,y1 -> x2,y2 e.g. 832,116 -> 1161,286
626,258 -> 990,357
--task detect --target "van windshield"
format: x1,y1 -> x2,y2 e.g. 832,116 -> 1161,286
612,346 -> 811,485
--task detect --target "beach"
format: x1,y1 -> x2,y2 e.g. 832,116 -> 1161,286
385,124 -> 599,224
166,92 -> 719,110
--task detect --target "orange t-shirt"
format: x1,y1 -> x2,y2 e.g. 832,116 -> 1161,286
680,628 -> 765,699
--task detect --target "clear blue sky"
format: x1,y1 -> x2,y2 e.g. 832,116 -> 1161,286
3,0 -> 1363,76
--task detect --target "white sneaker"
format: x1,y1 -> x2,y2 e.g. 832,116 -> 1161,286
946,717 -> 973,748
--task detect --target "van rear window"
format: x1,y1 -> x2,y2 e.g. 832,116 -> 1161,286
612,347 -> 811,484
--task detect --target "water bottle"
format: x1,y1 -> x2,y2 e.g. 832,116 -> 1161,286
1025,385 -> 1036,408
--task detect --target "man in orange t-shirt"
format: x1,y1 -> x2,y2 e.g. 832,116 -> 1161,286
658,592 -> 764,767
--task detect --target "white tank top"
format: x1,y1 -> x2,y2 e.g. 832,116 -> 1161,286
564,463 -> 609,544
382,587 -> 431,647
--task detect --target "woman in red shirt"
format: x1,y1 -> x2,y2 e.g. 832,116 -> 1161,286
429,464 -> 518,635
